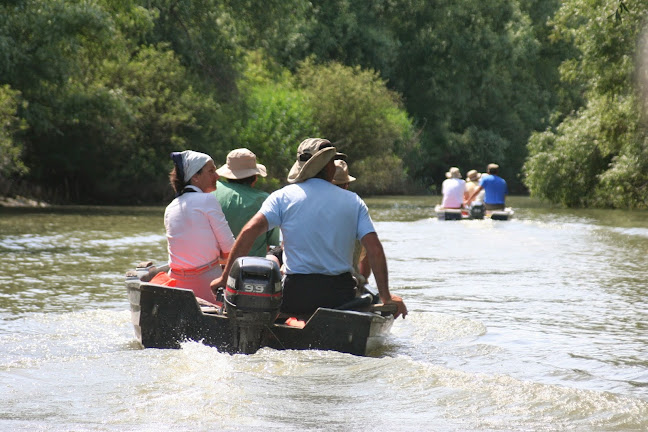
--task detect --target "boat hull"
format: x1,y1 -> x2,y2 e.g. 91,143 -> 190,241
434,204 -> 514,221
125,265 -> 394,356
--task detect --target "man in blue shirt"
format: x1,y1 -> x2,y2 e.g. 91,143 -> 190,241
465,163 -> 508,210
210,138 -> 407,319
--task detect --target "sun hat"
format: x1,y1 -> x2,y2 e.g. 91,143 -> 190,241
466,169 -> 481,182
445,167 -> 462,179
170,150 -> 213,183
216,148 -> 267,179
332,160 -> 356,185
287,138 -> 346,183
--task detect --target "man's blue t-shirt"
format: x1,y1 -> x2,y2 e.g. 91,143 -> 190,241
260,178 -> 375,275
479,174 -> 507,205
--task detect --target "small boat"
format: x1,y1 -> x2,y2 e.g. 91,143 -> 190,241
434,203 -> 514,221
125,257 -> 396,356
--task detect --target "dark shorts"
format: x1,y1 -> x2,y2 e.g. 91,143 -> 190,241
282,272 -> 356,315
485,203 -> 505,210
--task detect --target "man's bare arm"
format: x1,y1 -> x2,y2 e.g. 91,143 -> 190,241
361,232 -> 407,319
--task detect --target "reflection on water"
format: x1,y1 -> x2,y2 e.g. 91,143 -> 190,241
1,197 -> 647,431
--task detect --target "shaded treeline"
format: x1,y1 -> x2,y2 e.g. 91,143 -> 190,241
0,0 -> 646,207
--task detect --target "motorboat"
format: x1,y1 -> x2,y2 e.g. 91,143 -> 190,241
125,257 -> 395,356
434,202 -> 514,220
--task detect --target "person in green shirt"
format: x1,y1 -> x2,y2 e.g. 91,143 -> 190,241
213,148 -> 280,257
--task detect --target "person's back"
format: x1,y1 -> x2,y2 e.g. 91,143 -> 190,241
213,148 -> 280,257
441,167 -> 465,208
262,178 -> 371,275
464,169 -> 484,204
479,163 -> 507,210
165,190 -> 233,268
214,180 -> 278,256
164,150 -> 235,302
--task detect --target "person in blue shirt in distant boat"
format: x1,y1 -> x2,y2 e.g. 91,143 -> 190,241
465,163 -> 507,210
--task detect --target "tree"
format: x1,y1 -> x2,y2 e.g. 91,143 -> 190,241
523,0 -> 648,208
0,0 -> 226,203
0,85 -> 28,184
383,0 -> 551,191
296,60 -> 416,194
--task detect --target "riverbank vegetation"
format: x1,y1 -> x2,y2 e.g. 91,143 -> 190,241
0,0 -> 646,207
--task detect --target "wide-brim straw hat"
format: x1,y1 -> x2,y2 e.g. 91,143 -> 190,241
287,138 -> 345,183
445,167 -> 462,179
332,160 -> 356,185
216,148 -> 267,179
466,169 -> 481,182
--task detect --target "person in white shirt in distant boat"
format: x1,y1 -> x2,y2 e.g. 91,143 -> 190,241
441,167 -> 465,209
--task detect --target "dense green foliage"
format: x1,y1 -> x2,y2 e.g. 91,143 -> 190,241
0,85 -> 27,185
0,0 -> 645,207
524,0 -> 648,208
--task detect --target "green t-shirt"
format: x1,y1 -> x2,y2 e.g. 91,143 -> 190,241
213,180 -> 280,257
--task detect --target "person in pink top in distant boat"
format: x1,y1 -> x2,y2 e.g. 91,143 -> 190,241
464,169 -> 485,206
164,150 -> 235,303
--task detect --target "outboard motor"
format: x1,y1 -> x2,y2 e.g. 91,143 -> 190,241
469,201 -> 485,219
224,257 -> 282,354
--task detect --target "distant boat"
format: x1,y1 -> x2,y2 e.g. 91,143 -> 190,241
125,257 -> 396,356
434,203 -> 514,221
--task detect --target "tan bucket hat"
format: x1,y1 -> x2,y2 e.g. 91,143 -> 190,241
332,160 -> 356,185
287,138 -> 345,183
445,167 -> 462,179
466,169 -> 481,182
216,148 -> 267,179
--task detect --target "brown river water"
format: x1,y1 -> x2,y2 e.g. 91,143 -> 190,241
0,196 -> 646,431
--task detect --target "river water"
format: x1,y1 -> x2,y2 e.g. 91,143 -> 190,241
0,196 -> 646,431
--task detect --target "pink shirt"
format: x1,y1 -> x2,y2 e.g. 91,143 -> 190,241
164,186 -> 235,270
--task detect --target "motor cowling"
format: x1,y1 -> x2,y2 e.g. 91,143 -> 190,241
225,257 -> 282,312
469,202 -> 485,219
225,256 -> 282,316
224,257 -> 282,354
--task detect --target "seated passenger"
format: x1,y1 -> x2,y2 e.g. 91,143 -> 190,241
441,167 -> 465,209
332,159 -> 371,286
213,148 -> 280,257
465,163 -> 508,210
464,169 -> 485,205
165,150 -> 235,303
